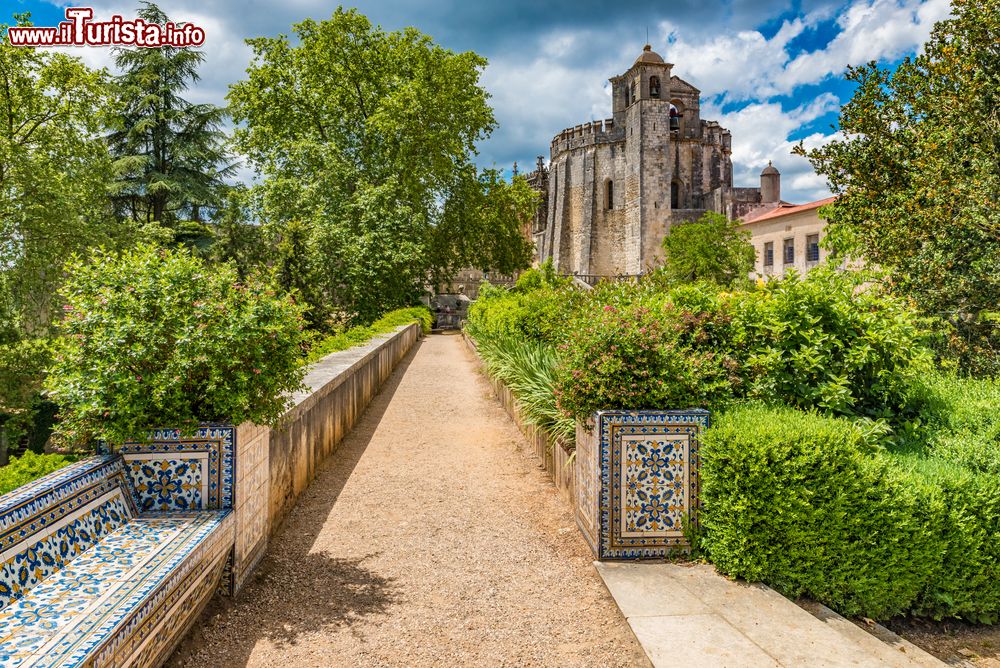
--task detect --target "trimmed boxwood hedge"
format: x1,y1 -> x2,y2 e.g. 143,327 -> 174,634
701,404 -> 1000,622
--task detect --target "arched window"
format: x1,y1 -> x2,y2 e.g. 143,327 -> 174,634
671,180 -> 680,209
670,99 -> 686,134
649,76 -> 660,99
629,81 -> 636,105
606,180 -> 614,210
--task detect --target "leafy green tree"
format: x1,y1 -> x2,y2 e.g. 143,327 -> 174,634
0,15 -> 122,334
272,218 -> 329,328
659,212 -> 755,286
212,186 -> 266,280
796,0 -> 1000,375
228,8 -> 532,324
0,14 -> 130,439
430,170 -> 536,287
107,2 -> 233,228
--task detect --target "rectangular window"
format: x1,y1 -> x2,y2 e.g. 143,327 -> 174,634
807,234 -> 820,262
764,242 -> 774,267
783,238 -> 795,265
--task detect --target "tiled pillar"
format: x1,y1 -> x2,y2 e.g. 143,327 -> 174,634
230,421 -> 270,593
575,409 -> 709,559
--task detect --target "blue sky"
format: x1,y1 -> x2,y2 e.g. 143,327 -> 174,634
6,0 -> 951,203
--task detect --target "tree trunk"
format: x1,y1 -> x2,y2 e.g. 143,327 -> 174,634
0,426 -> 9,467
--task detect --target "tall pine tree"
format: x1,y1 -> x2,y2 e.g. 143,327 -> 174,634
107,2 -> 233,228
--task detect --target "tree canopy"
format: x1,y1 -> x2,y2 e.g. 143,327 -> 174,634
659,212 -> 755,287
228,8 -> 534,325
107,3 -> 233,229
796,0 -> 1000,374
0,15 -> 124,336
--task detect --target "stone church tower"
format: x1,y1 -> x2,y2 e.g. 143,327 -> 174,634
532,45 -> 779,275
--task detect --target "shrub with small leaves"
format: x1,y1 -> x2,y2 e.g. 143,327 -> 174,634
554,300 -> 731,423
45,245 -> 309,446
702,403 -> 1000,623
732,268 -> 933,419
0,451 -> 80,496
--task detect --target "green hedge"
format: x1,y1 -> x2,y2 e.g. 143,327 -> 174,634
701,404 -> 1000,622
307,306 -> 431,363
0,451 -> 79,496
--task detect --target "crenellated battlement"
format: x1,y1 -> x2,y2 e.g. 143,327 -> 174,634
550,118 -> 624,156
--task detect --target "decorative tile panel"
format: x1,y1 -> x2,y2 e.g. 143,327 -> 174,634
0,424 -> 245,667
620,434 -> 689,536
126,458 -> 205,512
119,425 -> 236,510
0,457 -> 135,555
0,458 -> 136,612
0,510 -> 232,667
575,409 -> 709,560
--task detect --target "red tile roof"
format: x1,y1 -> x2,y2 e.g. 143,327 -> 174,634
742,196 -> 837,223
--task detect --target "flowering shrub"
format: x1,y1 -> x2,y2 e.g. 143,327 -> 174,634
553,300 -> 733,423
46,245 -> 309,446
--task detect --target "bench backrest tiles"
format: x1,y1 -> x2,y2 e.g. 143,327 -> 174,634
0,456 -> 138,611
117,426 -> 236,512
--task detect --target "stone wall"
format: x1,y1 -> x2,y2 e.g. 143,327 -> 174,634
266,323 -> 421,532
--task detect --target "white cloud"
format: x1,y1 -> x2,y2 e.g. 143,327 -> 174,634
660,17 -> 806,101
480,45 -> 624,167
658,0 -> 951,102
42,1 -> 252,107
36,0 -> 948,204
776,0 -> 951,92
703,95 -> 841,203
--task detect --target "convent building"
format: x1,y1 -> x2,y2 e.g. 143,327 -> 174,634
525,44 -> 793,276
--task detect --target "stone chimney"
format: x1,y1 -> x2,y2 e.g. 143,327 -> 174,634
760,161 -> 780,203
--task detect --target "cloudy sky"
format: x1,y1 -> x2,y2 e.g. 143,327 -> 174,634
8,0 -> 951,203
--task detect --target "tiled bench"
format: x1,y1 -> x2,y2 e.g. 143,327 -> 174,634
0,426 -> 258,668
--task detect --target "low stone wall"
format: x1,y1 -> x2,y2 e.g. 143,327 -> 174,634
462,332 -> 576,503
267,323 -> 421,531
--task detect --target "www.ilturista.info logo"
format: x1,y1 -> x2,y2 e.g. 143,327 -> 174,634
7,7 -> 205,48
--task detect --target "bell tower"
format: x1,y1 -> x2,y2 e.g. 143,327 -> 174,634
609,45 -> 674,273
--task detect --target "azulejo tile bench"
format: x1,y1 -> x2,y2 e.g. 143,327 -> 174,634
0,425 -> 269,667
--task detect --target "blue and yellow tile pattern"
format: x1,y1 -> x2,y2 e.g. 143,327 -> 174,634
576,409 -> 709,560
0,424 -> 241,667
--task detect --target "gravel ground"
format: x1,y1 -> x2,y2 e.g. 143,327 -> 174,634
169,332 -> 649,668
885,619 -> 1000,667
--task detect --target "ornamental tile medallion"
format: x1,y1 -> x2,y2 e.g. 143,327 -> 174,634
126,458 -> 204,512
576,409 -> 709,560
119,425 -> 236,510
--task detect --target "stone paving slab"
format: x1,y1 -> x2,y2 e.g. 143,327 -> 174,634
596,561 -> 946,668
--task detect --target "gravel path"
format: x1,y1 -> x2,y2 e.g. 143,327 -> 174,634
169,332 -> 648,667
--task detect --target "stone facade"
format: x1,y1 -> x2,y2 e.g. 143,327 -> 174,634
530,45 -> 782,276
